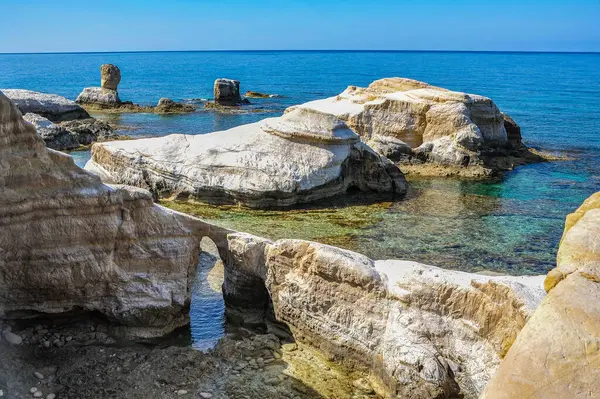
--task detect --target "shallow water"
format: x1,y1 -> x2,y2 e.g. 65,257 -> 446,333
3,50 -> 599,347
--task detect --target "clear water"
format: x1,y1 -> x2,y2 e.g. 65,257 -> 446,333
2,51 -> 599,345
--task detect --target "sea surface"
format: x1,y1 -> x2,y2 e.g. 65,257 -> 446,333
2,51 -> 599,346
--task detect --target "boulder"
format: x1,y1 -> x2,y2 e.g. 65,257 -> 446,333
288,77 -> 533,176
214,78 -> 246,105
224,234 -> 546,398
60,118 -> 117,145
101,64 -> 121,90
76,87 -> 122,106
0,90 -> 217,338
23,113 -> 79,150
482,192 -> 600,398
367,134 -> 414,162
155,98 -> 195,113
2,89 -> 90,121
85,107 -> 407,208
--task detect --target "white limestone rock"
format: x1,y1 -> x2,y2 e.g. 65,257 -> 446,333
2,89 -> 90,121
288,77 -> 521,174
85,108 -> 407,208
76,87 -> 122,106
0,89 -> 230,338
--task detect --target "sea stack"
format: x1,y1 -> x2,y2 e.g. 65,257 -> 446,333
214,78 -> 246,105
76,64 -> 123,106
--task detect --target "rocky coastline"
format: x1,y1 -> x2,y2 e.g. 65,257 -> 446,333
0,69 -> 593,399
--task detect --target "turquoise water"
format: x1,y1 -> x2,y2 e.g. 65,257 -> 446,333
1,51 -> 599,276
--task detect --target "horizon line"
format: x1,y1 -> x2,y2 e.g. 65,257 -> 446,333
1,49 -> 599,56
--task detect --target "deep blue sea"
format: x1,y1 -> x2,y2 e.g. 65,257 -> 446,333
1,51 -> 599,276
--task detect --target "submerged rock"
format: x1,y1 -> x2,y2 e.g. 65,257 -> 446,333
155,98 -> 195,113
289,77 -> 541,177
482,192 -> 600,399
224,234 -> 546,398
2,89 -> 90,121
0,90 -> 219,338
86,107 -> 407,208
245,91 -> 277,99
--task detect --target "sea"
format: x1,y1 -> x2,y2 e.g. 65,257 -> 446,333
1,50 -> 599,347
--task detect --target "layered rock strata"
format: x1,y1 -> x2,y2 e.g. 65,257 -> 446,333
289,77 -> 542,177
223,234 -> 546,398
85,107 -> 408,208
0,90 -> 227,338
482,192 -> 600,398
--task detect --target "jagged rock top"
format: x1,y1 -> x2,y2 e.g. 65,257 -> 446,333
2,89 -> 90,121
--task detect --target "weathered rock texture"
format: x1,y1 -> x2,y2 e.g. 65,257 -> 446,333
482,192 -> 600,399
76,87 -> 122,106
155,98 -> 195,113
214,78 -> 245,105
0,90 -> 231,338
85,107 -> 407,208
289,77 -> 541,177
2,89 -> 90,121
101,64 -> 121,90
23,113 -> 117,150
224,234 -> 546,398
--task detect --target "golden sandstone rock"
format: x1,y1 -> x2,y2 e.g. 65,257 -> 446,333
482,191 -> 600,399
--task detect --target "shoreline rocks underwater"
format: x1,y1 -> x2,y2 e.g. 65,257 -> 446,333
0,64 -> 596,399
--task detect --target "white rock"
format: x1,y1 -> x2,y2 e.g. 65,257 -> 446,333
76,87 -> 121,106
199,393 -> 213,398
30,387 -> 38,393
33,392 -> 43,398
86,107 -> 407,208
46,394 -> 56,399
1,89 -> 89,121
33,371 -> 44,380
176,390 -> 188,395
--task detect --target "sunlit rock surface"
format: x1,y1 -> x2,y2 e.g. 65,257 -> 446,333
482,192 -> 600,399
85,107 -> 407,208
289,77 -> 539,177
225,234 -> 545,398
2,89 -> 90,121
0,90 -> 212,338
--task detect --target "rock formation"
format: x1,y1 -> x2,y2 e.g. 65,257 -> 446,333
213,78 -> 249,105
224,234 -> 546,398
2,89 -> 90,121
482,192 -> 600,399
155,98 -> 195,113
85,107 -> 407,208
76,64 -> 123,107
23,113 -> 117,150
0,90 -> 220,338
101,64 -> 121,90
289,77 -> 542,178
245,91 -> 277,99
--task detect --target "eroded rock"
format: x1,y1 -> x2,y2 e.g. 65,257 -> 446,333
85,107 -> 407,208
101,64 -> 121,91
214,79 -> 246,105
2,89 -> 90,121
482,192 -> 600,399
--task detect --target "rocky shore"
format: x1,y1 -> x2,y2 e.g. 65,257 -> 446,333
0,79 -> 594,399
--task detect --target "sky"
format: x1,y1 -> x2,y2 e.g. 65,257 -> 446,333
1,0 -> 599,53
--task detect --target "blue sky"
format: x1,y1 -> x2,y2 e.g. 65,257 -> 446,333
2,0 -> 599,53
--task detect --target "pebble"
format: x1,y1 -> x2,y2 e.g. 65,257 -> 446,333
46,394 -> 56,399
33,392 -> 43,398
199,393 -> 213,399
0,389 -> 3,397
273,351 -> 282,359
352,377 -> 374,394
176,390 -> 188,396
30,387 -> 38,394
34,372 -> 44,380
282,343 -> 298,352
43,341 -> 51,348
2,331 -> 23,345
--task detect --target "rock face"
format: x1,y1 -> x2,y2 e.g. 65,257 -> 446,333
0,90 -> 215,338
60,118 -> 117,146
289,77 -> 537,177
101,64 -> 121,90
85,107 -> 407,208
482,192 -> 600,399
2,89 -> 90,121
214,78 -> 244,105
224,234 -> 546,398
